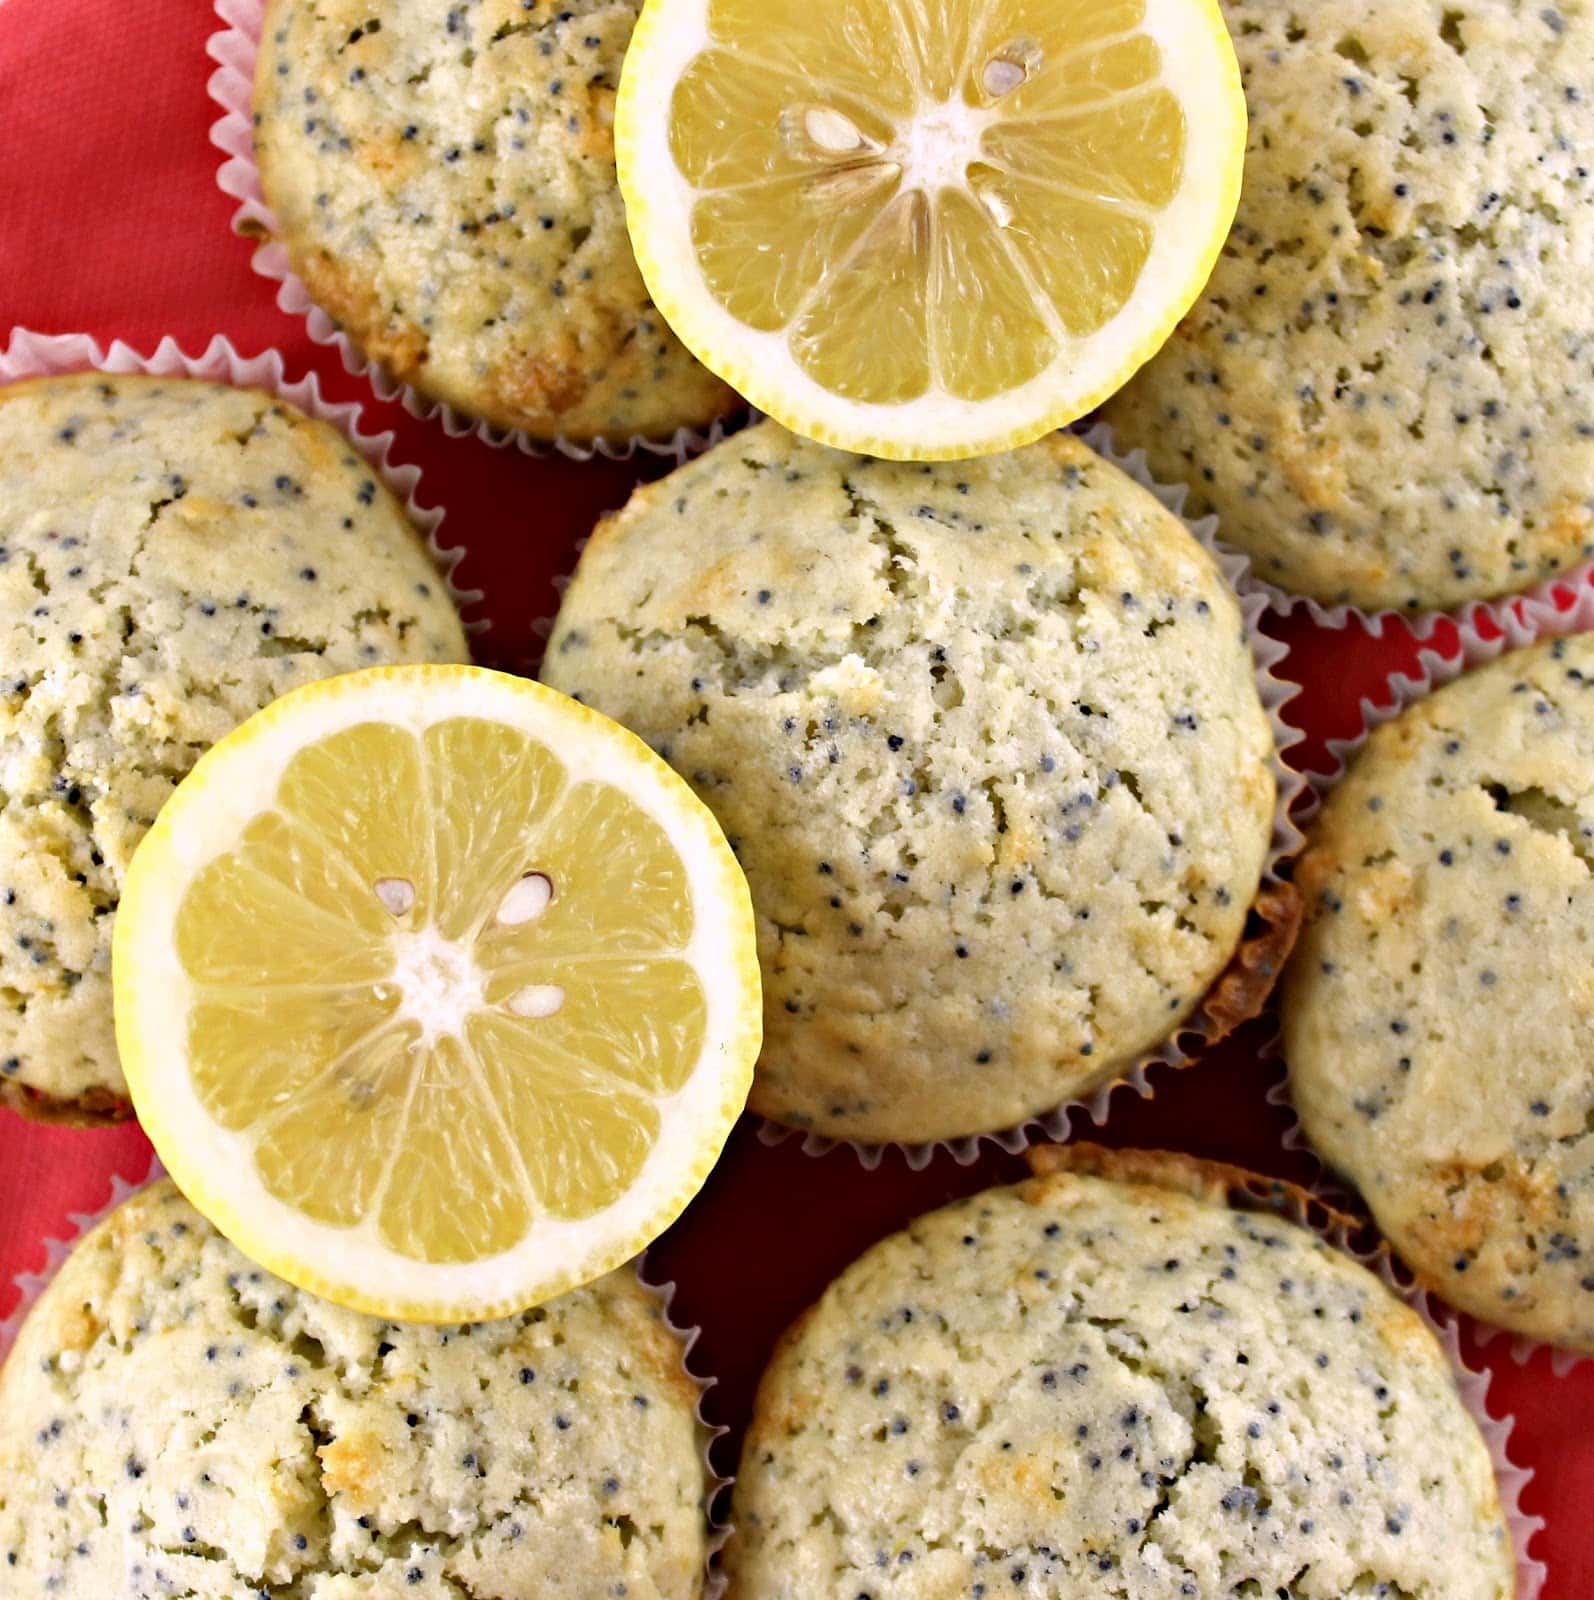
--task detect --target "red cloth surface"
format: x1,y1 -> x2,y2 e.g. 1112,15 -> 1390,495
0,0 -> 1590,1591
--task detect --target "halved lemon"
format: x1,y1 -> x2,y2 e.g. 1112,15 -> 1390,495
616,0 -> 1246,460
113,666 -> 760,1322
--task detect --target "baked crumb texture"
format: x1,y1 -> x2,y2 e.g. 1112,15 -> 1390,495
0,374 -> 468,1122
1286,632 -> 1594,1351
0,1181 -> 707,1598
544,422 -> 1278,1145
252,0 -> 735,443
1104,0 -> 1594,612
725,1158 -> 1514,1599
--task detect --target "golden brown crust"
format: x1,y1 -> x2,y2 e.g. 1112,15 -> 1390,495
317,1432 -> 381,1505
620,1277 -> 708,1419
0,371 -> 237,410
0,371 -> 105,409
0,1078 -> 133,1126
735,1302 -> 822,1454
292,248 -> 431,383
0,1182 -> 163,1401
1196,879 -> 1303,1040
1024,1141 -> 1363,1242
1398,1152 -> 1564,1300
493,340 -> 608,430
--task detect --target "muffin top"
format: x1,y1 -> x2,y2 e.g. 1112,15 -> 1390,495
252,0 -> 735,444
0,373 -> 467,1123
1102,0 -> 1594,612
1284,633 -> 1594,1350
724,1147 -> 1514,1600
544,422 -> 1281,1144
0,1180 -> 707,1598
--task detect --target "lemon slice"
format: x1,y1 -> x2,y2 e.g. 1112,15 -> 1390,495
113,666 -> 760,1321
616,0 -> 1245,460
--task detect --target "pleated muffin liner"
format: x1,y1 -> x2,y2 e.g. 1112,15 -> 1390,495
205,0 -> 736,467
0,1152 -> 168,1365
0,327 -> 482,628
0,1159 -> 733,1597
736,419 -> 1307,1171
1035,1145 -> 1546,1599
631,1259 -> 735,1600
1262,573 -> 1594,1378
1226,512 -> 1594,646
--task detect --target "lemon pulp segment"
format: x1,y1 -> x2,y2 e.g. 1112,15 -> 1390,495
619,0 -> 1243,457
674,0 -> 1183,403
174,716 -> 709,1264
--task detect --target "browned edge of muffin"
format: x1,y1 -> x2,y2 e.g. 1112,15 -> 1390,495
1026,1140 -> 1361,1244
0,1078 -> 134,1128
1197,879 -> 1303,1045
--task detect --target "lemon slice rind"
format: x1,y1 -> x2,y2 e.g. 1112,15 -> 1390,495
616,0 -> 1246,461
114,666 -> 760,1322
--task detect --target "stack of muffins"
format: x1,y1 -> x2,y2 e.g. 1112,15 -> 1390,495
5,0 -> 1593,1593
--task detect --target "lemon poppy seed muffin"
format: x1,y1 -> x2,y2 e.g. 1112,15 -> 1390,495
0,374 -> 468,1125
1285,634 -> 1594,1351
252,0 -> 736,444
544,422 -> 1287,1144
0,1180 -> 708,1598
1103,0 -> 1594,612
724,1146 -> 1515,1600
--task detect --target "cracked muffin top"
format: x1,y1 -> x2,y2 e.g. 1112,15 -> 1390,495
723,1146 -> 1514,1600
0,1179 -> 708,1598
543,421 -> 1280,1145
1284,633 -> 1594,1351
1102,0 -> 1594,613
251,0 -> 736,444
0,373 -> 467,1124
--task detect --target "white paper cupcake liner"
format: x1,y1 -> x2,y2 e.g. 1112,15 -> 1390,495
741,420 -> 1306,1171
1234,525 -> 1594,650
1289,578 -> 1594,823
1435,1314 -> 1548,1600
0,1152 -> 166,1366
205,0 -> 736,467
1265,576 -> 1594,1376
0,1162 -> 731,1595
634,1257 -> 735,1598
0,327 -> 482,627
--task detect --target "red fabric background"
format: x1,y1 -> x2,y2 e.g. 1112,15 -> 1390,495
0,0 -> 1589,1591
